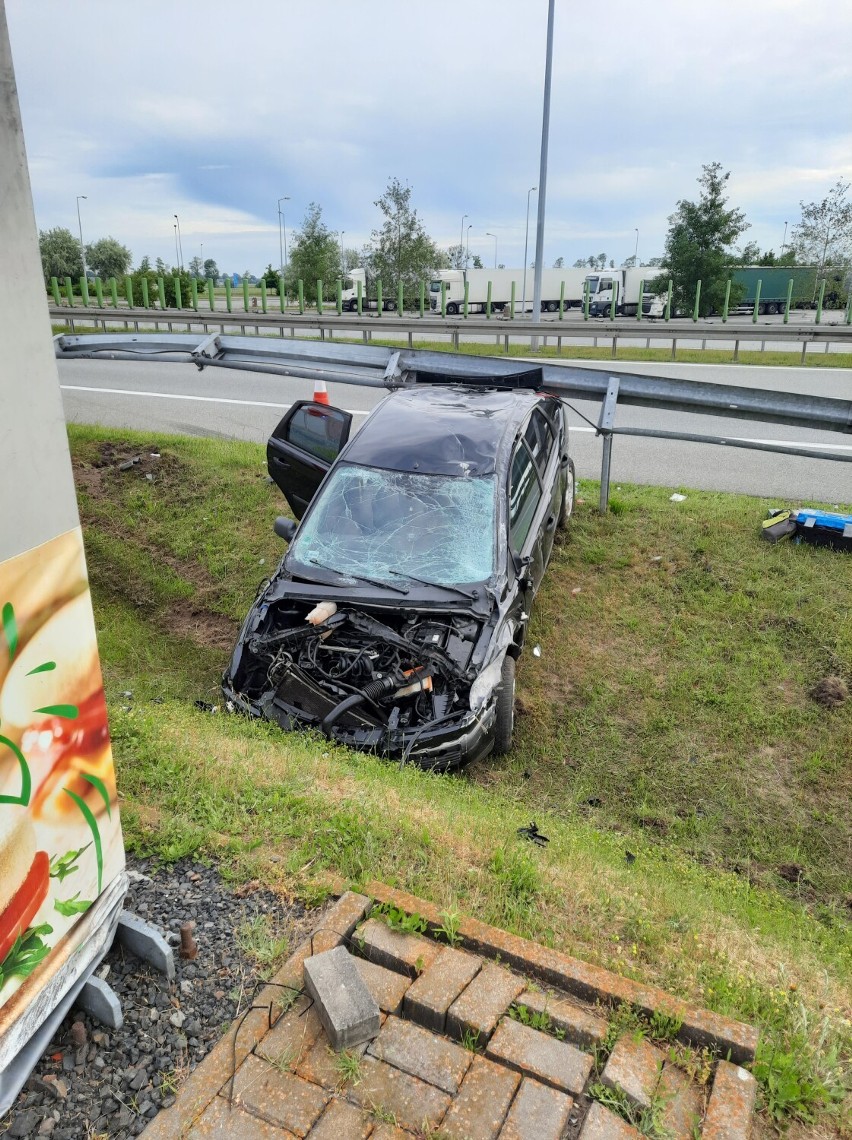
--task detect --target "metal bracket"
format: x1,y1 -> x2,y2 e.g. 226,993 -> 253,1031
597,376 -> 621,514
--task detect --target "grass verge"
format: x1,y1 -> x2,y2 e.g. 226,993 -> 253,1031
69,425 -> 851,1134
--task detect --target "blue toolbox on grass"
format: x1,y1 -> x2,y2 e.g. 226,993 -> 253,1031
762,508 -> 852,551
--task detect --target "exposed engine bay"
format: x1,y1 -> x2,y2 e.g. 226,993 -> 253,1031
225,595 -> 502,768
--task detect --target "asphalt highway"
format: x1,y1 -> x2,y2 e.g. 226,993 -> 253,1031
57,357 -> 852,505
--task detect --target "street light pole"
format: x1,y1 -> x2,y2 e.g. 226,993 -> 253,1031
531,0 -> 556,349
174,214 -> 183,269
459,214 -> 468,265
466,224 -> 472,268
486,232 -> 497,269
340,231 -> 345,279
634,228 -> 639,263
781,220 -> 788,257
522,186 -> 537,316
75,195 -> 87,278
173,224 -> 180,268
278,196 -> 290,273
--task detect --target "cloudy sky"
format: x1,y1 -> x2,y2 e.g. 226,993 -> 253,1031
7,0 -> 852,275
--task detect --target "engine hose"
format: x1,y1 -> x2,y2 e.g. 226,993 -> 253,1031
320,674 -> 398,739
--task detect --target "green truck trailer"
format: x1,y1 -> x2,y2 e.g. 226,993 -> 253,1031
731,266 -> 847,313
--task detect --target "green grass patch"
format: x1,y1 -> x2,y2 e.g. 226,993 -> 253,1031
68,425 -> 852,1134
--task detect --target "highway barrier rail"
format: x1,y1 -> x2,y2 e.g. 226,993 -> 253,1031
54,333 -> 852,512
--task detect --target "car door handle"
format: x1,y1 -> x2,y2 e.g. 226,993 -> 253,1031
545,514 -> 557,532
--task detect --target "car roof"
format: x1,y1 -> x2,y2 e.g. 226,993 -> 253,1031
341,384 -> 541,477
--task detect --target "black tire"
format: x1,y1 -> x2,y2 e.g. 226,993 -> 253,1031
558,457 -> 576,529
546,301 -> 558,312
348,299 -> 358,312
493,654 -> 516,755
767,302 -> 779,315
447,302 -> 459,315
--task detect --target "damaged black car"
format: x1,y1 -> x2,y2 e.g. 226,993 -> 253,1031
223,374 -> 575,770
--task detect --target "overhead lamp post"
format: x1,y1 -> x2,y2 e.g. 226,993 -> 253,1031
340,231 -> 345,278
75,195 -> 87,278
173,224 -> 180,268
780,220 -> 788,257
486,232 -> 497,269
522,186 -> 537,316
466,223 -> 472,268
200,242 -> 204,273
278,196 -> 290,274
174,214 -> 183,269
634,228 -> 639,263
459,214 -> 468,266
531,0 -> 556,349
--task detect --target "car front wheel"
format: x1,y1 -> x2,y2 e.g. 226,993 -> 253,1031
558,457 -> 576,529
493,655 -> 516,755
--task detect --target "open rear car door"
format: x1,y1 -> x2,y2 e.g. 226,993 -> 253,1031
266,401 -> 353,518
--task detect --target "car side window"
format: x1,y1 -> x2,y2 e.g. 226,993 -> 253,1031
509,441 -> 542,549
281,405 -> 349,463
523,409 -> 554,475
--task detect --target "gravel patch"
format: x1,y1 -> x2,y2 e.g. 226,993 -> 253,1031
1,858 -> 325,1139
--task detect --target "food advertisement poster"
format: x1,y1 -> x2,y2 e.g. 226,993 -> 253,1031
0,527 -> 124,1015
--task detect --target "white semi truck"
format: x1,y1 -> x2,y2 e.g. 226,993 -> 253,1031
586,267 -> 667,317
340,268 -> 397,311
429,268 -> 589,315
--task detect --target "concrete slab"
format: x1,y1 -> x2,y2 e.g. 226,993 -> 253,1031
303,946 -> 380,1052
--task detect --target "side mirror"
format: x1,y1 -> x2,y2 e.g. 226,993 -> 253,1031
274,516 -> 297,543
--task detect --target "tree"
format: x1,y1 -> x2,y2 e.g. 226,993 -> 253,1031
650,162 -> 750,317
365,177 -> 441,298
553,256 -> 564,269
203,258 -> 218,281
39,227 -> 83,281
446,243 -> 465,269
790,180 -> 852,277
284,203 -> 341,303
471,254 -> 483,269
137,255 -> 151,273
341,247 -> 360,274
572,258 -> 586,269
187,255 -> 203,278
86,236 -> 131,280
261,263 -> 280,292
155,257 -> 168,275
621,255 -> 637,268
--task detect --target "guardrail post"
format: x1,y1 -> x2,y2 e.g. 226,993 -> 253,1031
297,279 -> 304,314
140,277 -> 148,309
692,280 -> 701,321
336,278 -> 343,316
398,280 -> 404,316
173,276 -> 181,309
441,281 -> 446,318
583,280 -> 590,320
110,277 -> 119,308
95,277 -> 104,307
208,278 -> 216,312
241,277 -> 249,311
376,278 -> 383,316
815,279 -> 826,324
278,276 -> 286,312
463,279 -> 469,319
123,275 -> 133,308
260,279 -> 267,313
510,280 -> 516,319
419,280 -> 425,318
722,279 -> 731,323
64,276 -> 74,306
784,279 -> 793,324
611,280 -> 619,317
598,376 -> 620,514
80,275 -> 90,306
752,279 -> 762,322
50,277 -> 61,305
192,277 -> 199,312
356,279 -> 362,316
224,276 -> 232,312
317,279 -> 323,316
486,280 -> 492,319
636,279 -> 643,322
664,279 -> 672,321
559,280 -> 565,320
845,291 -> 852,325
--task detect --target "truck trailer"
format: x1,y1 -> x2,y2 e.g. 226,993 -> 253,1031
731,267 -> 820,314
429,268 -> 588,315
340,268 -> 397,311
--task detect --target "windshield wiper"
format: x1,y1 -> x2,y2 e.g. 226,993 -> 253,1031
308,558 -> 409,594
388,568 -> 478,601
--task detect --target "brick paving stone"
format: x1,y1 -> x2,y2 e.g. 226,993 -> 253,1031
657,1062 -> 705,1140
304,1096 -> 373,1139
367,1014 -> 472,1095
295,1033 -> 369,1090
485,1016 -> 593,1096
578,1101 -> 642,1139
446,962 -> 525,1045
346,1055 -> 451,1131
702,1060 -> 758,1140
185,1095 -> 296,1137
600,1036 -> 666,1110
516,989 -> 608,1050
304,946 -> 380,1051
369,1126 -> 411,1140
403,945 -> 483,1033
227,1054 -> 329,1135
256,994 -> 324,1070
497,1077 -> 573,1140
439,1055 -> 521,1140
356,918 -> 441,979
353,955 -> 412,1014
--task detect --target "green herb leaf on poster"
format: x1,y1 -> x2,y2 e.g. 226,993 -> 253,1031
26,661 -> 56,676
1,602 -> 17,663
54,893 -> 92,917
0,924 -> 54,989
49,844 -> 92,882
34,704 -> 79,719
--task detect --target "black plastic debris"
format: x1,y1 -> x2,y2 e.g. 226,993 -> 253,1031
517,821 -> 549,846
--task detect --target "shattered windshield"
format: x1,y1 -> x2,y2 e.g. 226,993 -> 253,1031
289,463 -> 496,586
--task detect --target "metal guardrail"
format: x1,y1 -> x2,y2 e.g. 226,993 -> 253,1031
54,332 -> 852,512
49,305 -> 852,364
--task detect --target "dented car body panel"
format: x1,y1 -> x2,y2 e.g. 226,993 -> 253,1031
223,382 -> 572,769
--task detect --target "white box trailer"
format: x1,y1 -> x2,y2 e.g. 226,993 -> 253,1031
340,268 -> 397,312
429,268 -> 589,315
586,267 -> 667,318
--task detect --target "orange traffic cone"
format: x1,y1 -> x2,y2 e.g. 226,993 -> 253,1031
313,379 -> 330,405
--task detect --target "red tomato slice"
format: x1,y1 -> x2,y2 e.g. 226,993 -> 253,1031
0,850 -> 50,964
